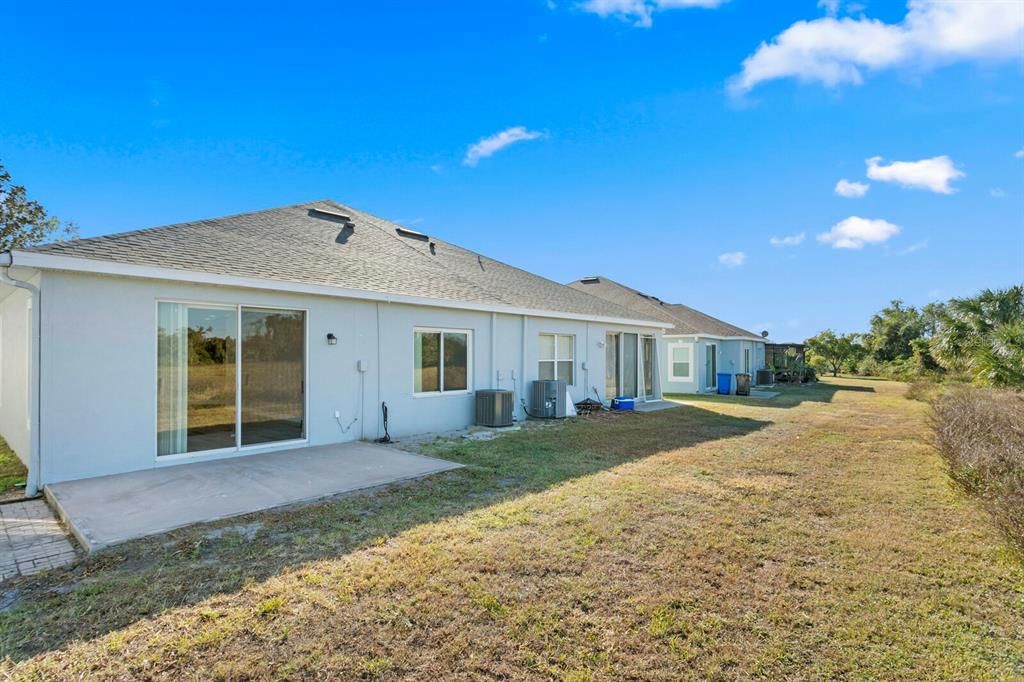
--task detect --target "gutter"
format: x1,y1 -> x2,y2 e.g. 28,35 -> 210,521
664,332 -> 766,343
0,252 -> 41,496
11,250 -> 670,330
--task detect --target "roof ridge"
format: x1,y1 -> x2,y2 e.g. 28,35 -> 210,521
26,199 -> 331,252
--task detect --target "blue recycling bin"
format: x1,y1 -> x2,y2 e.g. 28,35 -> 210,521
717,373 -> 732,395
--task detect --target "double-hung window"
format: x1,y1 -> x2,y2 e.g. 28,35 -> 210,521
539,333 -> 574,384
157,302 -> 307,457
668,342 -> 693,382
414,328 -> 471,394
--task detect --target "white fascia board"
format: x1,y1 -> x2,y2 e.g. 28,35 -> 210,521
664,333 -> 766,343
12,251 -> 670,330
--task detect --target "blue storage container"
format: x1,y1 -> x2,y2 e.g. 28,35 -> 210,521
612,396 -> 635,411
717,373 -> 732,395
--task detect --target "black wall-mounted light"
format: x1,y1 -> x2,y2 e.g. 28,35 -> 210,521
326,333 -> 338,346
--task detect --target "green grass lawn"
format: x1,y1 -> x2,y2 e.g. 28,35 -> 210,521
1,378 -> 1021,679
0,438 -> 27,494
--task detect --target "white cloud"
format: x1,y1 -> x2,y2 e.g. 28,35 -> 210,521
818,0 -> 839,17
1016,147 -> 1024,159
718,251 -> 747,267
834,178 -> 869,197
896,239 -> 928,255
731,0 -> 1024,94
817,216 -> 900,249
990,187 -> 1006,198
769,232 -> 805,247
463,126 -> 545,167
865,155 -> 964,193
579,0 -> 727,28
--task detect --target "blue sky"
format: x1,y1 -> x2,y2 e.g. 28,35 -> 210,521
3,0 -> 1022,340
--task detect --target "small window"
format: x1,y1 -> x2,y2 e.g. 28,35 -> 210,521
414,328 -> 471,394
743,348 -> 751,374
539,333 -> 574,384
668,342 -> 693,381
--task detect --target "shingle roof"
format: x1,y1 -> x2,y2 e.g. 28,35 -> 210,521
26,200 -> 662,324
566,276 -> 761,339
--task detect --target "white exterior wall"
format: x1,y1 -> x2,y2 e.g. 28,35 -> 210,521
661,335 -> 766,395
0,279 -> 35,465
33,270 -> 660,485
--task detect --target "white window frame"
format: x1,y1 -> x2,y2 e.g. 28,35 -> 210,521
413,327 -> 473,397
743,347 -> 751,374
154,299 -> 310,462
538,333 -> 575,385
667,341 -> 694,382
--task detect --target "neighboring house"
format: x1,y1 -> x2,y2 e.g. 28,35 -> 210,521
567,276 -> 766,395
765,342 -> 806,371
0,200 -> 667,494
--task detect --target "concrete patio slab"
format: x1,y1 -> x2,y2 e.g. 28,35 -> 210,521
749,389 -> 780,399
634,400 -> 682,413
45,442 -> 462,552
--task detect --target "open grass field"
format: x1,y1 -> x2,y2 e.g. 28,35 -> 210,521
1,377 -> 1021,679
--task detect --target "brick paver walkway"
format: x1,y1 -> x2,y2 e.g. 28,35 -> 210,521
0,499 -> 77,581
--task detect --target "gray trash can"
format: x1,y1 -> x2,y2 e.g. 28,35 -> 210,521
736,373 -> 751,396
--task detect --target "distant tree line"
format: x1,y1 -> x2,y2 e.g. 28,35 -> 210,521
804,285 -> 1024,388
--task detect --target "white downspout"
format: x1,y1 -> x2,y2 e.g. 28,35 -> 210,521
584,323 -> 590,400
490,312 -> 497,388
375,302 -> 383,440
520,315 -> 528,420
0,252 -> 41,496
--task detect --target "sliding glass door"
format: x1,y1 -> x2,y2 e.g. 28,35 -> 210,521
705,344 -> 717,390
157,304 -> 237,455
622,333 -> 638,398
240,308 -> 305,446
605,333 -> 620,398
642,336 -> 655,399
157,302 -> 305,457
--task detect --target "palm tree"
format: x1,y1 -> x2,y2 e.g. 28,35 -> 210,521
930,286 -> 1024,387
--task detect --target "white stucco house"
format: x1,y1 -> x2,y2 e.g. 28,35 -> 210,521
0,200 -> 668,495
567,276 -> 767,395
